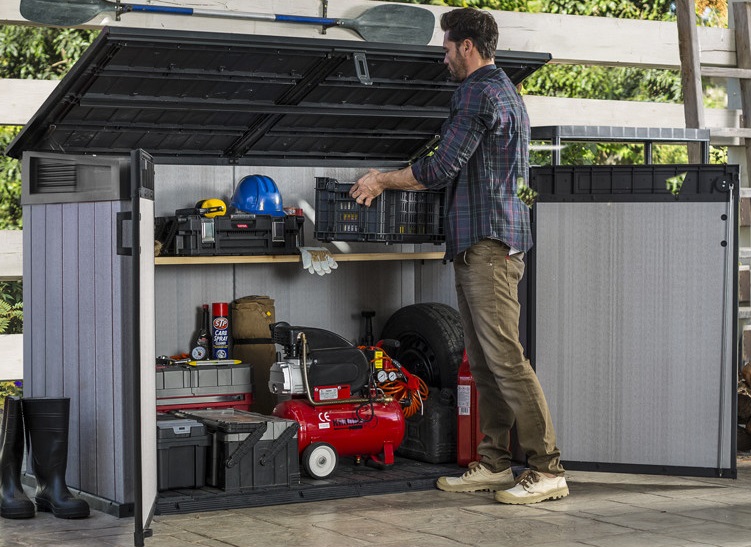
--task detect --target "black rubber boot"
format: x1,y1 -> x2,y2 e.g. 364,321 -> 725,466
0,396 -> 35,519
22,398 -> 89,519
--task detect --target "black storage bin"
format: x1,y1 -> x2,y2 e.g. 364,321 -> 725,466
178,409 -> 300,491
397,388 -> 457,464
156,415 -> 211,491
157,213 -> 304,256
314,177 -> 444,243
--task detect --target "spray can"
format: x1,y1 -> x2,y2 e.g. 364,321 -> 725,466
211,302 -> 230,359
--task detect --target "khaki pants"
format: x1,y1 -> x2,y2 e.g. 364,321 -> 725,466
454,239 -> 564,475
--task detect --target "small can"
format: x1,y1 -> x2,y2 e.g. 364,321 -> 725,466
211,302 -> 230,359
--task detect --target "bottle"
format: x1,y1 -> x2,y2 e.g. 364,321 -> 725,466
190,304 -> 211,360
456,350 -> 480,467
211,302 -> 230,359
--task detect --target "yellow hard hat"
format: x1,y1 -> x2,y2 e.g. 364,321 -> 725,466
195,198 -> 227,218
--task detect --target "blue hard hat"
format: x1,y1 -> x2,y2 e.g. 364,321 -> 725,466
230,175 -> 285,217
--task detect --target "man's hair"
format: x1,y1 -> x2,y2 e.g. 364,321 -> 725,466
440,8 -> 498,60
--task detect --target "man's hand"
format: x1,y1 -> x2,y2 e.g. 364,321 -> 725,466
350,169 -> 384,207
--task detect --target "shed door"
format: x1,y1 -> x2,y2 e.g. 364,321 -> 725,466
130,149 -> 157,545
529,164 -> 738,477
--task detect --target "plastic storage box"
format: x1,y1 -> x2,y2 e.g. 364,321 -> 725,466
314,177 -> 444,243
155,363 -> 253,412
156,213 -> 304,256
156,415 -> 211,491
178,409 -> 300,491
396,388 -> 457,464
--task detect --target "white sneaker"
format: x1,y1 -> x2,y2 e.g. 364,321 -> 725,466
436,462 -> 515,493
494,470 -> 569,504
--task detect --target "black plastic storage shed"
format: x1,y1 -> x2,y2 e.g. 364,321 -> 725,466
5,26 -> 551,543
6,25 -> 740,547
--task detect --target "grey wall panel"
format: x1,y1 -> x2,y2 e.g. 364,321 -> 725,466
154,265 -> 234,357
61,203 -> 81,487
24,198 -> 133,504
414,257 -> 456,308
76,202 -> 98,495
93,201 -> 117,501
534,201 -> 733,470
43,205 -> 63,395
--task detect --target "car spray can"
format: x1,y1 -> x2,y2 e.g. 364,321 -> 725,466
211,302 -> 230,359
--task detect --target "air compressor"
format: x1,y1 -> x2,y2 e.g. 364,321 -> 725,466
267,322 -> 427,479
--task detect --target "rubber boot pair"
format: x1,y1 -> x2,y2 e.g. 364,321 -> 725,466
0,396 -> 89,519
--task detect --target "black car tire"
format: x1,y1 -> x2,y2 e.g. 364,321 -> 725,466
380,303 -> 464,390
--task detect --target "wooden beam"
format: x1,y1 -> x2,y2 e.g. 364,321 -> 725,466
0,230 -> 22,281
0,334 -> 22,381
677,0 -> 705,163
701,66 -> 751,79
0,79 -> 58,126
0,1 -> 736,69
734,1 -> 751,175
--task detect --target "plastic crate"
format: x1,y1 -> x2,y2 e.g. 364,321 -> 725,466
313,177 -> 444,243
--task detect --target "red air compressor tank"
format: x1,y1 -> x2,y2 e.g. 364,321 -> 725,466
456,350 -> 481,466
273,398 -> 406,464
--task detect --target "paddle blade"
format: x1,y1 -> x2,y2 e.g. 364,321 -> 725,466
20,0 -> 114,26
346,4 -> 435,45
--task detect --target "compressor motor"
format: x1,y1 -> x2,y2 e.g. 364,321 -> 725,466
267,322 -> 427,479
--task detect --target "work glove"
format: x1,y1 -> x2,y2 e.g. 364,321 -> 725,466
299,247 -> 338,276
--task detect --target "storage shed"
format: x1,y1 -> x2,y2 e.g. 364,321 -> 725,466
5,21 -> 738,547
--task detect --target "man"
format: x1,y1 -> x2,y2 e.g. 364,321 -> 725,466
349,7 -> 568,505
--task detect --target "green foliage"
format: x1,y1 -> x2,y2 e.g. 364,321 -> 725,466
522,65 -> 683,103
0,126 -> 23,229
0,26 -> 99,79
0,281 -> 23,335
542,0 -> 674,19
0,380 -> 23,399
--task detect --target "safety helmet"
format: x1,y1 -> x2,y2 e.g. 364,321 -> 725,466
230,175 -> 285,217
195,198 -> 227,218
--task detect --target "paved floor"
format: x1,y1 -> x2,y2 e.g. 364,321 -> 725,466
3,459 -> 751,547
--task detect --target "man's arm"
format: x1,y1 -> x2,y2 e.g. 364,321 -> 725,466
350,166 -> 426,207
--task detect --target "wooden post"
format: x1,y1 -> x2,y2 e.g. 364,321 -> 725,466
676,0 -> 705,163
734,2 -> 751,175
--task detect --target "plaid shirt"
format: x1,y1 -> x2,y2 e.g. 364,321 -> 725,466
411,65 -> 532,260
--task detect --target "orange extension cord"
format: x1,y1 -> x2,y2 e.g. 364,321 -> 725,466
380,373 -> 429,418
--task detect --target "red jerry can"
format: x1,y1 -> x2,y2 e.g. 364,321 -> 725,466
456,350 -> 481,467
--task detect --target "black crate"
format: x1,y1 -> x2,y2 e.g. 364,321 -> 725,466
157,213 -> 304,256
396,388 -> 456,464
314,177 -> 444,243
177,409 -> 300,491
156,415 -> 211,491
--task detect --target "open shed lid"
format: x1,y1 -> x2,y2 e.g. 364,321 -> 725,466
6,27 -> 550,166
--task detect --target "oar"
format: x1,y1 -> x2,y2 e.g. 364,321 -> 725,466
19,0 -> 436,45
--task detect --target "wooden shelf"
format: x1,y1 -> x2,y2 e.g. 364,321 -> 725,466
154,252 -> 445,266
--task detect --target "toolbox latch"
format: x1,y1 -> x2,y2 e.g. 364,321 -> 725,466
353,52 -> 372,86
201,218 -> 215,244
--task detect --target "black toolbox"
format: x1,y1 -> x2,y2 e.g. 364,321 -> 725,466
177,409 -> 300,491
156,213 -> 304,256
156,415 -> 212,491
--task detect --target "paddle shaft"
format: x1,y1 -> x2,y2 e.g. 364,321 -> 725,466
125,4 -> 340,27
